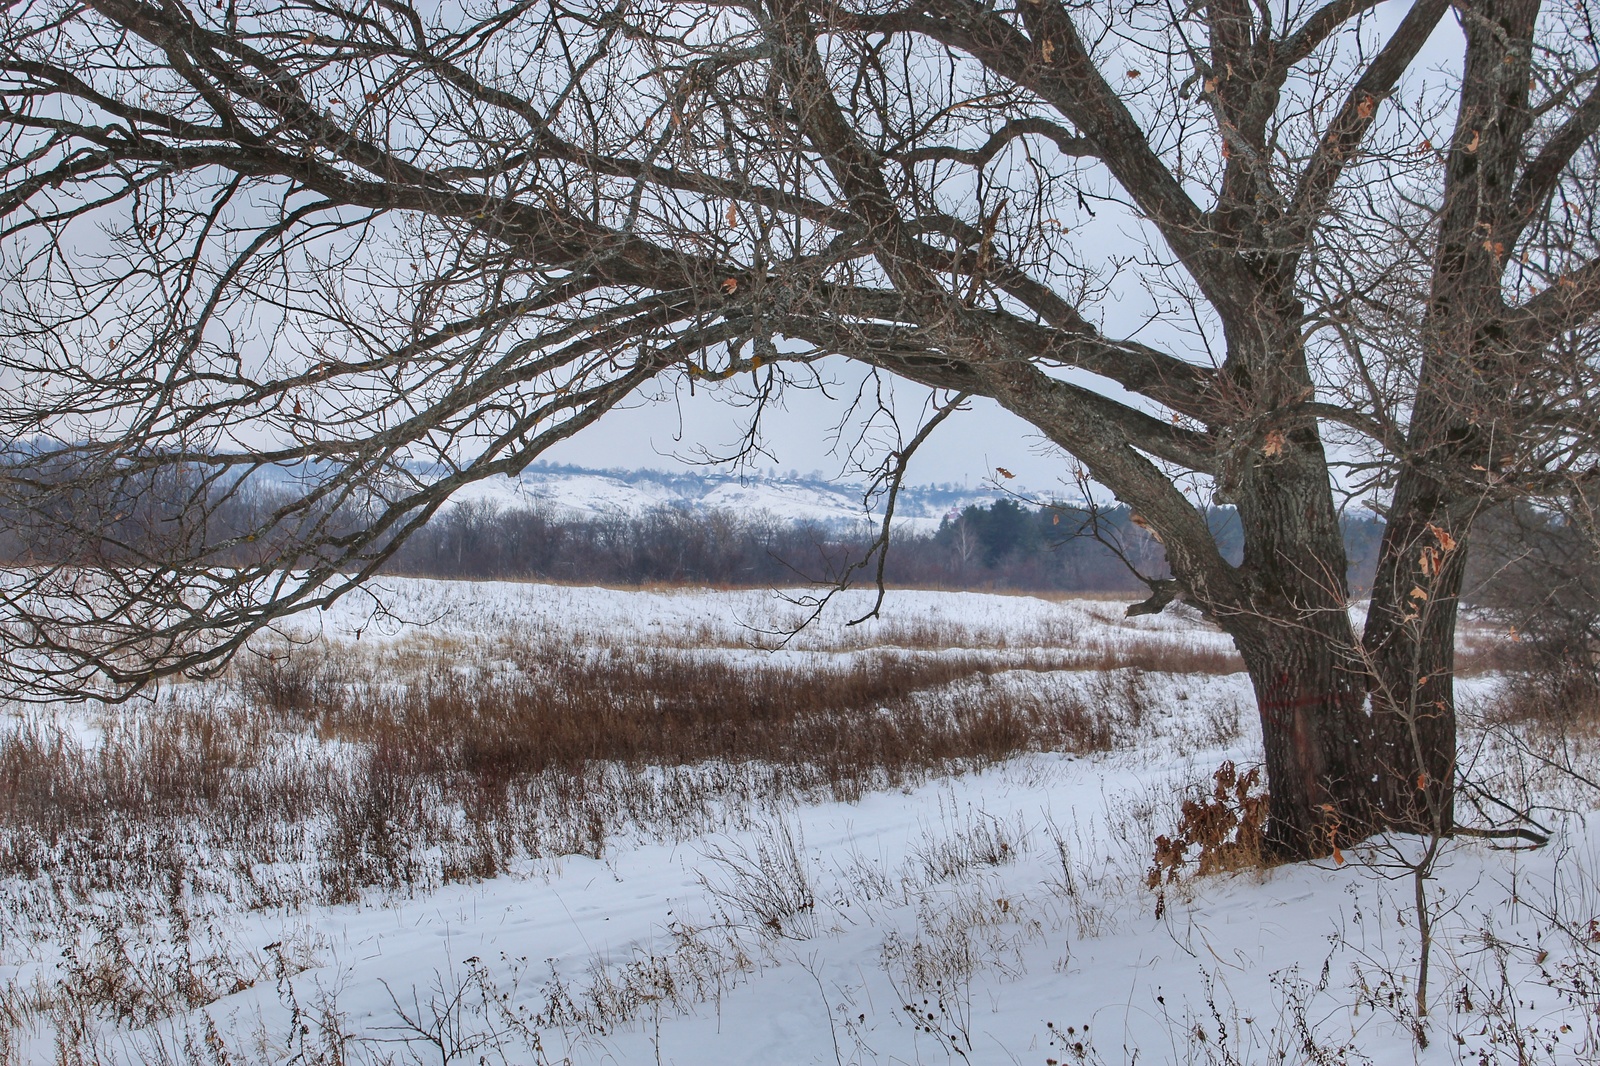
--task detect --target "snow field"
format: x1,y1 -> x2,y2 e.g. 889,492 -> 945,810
0,580 -> 1592,1065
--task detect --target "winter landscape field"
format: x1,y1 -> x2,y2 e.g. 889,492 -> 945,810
9,0 -> 1600,1061
0,577 -> 1592,1065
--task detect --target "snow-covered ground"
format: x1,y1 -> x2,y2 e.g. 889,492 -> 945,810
204,766 -> 1598,1066
1,580 -> 1594,1065
306,577 -> 1226,655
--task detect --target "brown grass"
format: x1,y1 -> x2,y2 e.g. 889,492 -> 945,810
315,643 -> 1114,780
1454,628 -> 1520,678
1072,635 -> 1240,675
0,632 -> 1154,912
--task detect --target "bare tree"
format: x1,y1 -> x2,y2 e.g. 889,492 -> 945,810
2,0 -> 1599,857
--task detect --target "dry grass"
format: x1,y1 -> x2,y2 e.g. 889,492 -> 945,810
0,598 -> 1243,1060
1455,627 -> 1520,678
349,612 -> 1244,675
0,628 -> 1159,916
1073,635 -> 1240,674
313,642 -> 1118,785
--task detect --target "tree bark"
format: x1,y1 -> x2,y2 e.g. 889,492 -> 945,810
1233,619 -> 1373,858
1363,475 -> 1466,835
1223,410 -> 1379,857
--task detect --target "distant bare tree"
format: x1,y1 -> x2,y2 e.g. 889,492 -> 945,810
946,512 -> 978,585
2,0 -> 1599,856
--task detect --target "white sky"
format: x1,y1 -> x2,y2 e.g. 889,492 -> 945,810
538,356 -> 1073,488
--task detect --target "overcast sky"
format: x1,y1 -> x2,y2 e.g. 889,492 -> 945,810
538,356 -> 1072,490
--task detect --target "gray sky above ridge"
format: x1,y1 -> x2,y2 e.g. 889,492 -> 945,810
538,354 -> 1075,489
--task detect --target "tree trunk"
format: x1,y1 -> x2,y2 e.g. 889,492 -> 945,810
1221,382 -> 1381,859
1358,0 -> 1546,839
1364,504 -> 1463,835
1362,424 -> 1474,836
1232,620 -> 1375,858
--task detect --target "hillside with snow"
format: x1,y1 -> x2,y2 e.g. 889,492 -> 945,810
442,462 -> 1040,531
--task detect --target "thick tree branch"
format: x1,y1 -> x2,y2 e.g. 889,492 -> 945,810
1506,257 -> 1600,352
895,115 -> 1095,167
1506,76 -> 1600,246
1281,0 -> 1450,257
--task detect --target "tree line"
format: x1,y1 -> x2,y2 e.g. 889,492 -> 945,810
383,496 -> 1393,595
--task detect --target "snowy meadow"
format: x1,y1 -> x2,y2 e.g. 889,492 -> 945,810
0,579 -> 1595,1064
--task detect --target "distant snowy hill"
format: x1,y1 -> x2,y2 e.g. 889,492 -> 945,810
442,462 -> 1042,532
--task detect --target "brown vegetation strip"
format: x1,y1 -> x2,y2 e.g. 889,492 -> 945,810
0,641 -> 1147,900
312,645 -> 1118,786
